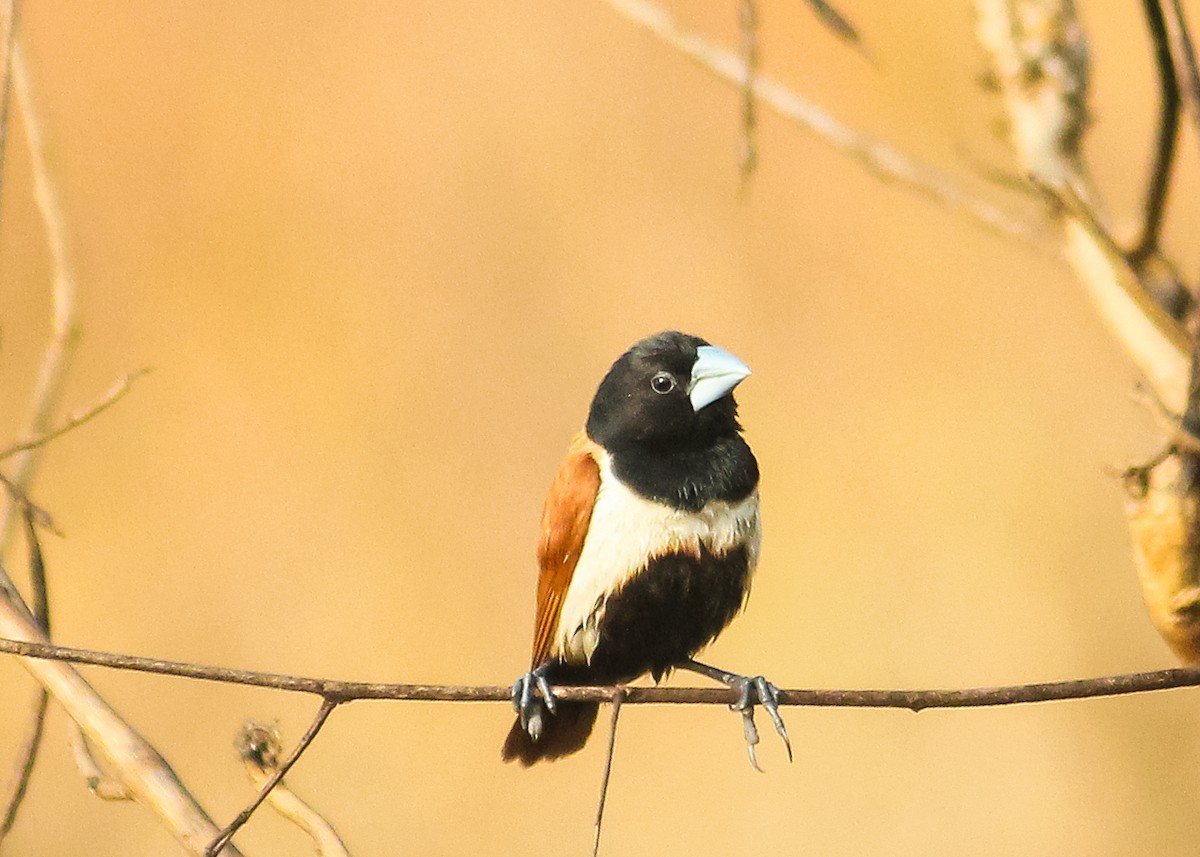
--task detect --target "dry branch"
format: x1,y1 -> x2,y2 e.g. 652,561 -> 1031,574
0,602 -> 243,855
0,40 -> 81,551
1160,0 -> 1200,148
0,40 -> 235,854
237,722 -> 350,857
592,689 -> 624,857
0,370 -> 151,462
0,24 -> 81,843
976,0 -> 1191,413
598,0 -> 1038,244
7,5 -> 1200,855
1132,0 -> 1180,266
2,637 -> 1200,710
0,498 -> 49,836
206,700 -> 339,857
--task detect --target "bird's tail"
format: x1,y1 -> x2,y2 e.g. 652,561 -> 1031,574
501,701 -> 599,766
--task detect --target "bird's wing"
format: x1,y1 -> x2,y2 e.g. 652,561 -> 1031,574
531,431 -> 602,667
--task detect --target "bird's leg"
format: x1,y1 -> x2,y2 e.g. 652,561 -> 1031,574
679,659 -> 792,771
510,663 -> 559,741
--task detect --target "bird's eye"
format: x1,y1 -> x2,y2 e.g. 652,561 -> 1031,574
650,372 -> 676,394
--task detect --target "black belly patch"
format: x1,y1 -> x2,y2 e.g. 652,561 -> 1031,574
547,545 -> 752,685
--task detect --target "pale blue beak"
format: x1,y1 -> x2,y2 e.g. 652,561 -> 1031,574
688,345 -> 751,412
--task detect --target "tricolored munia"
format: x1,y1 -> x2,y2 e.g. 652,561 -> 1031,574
502,330 -> 789,769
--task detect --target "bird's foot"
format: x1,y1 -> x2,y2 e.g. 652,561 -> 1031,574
510,665 -> 558,741
728,673 -> 792,771
681,660 -> 792,771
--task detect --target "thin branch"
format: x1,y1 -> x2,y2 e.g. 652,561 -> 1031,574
592,689 -> 624,857
1,694 -> 47,834
0,380 -> 150,823
0,600 -> 243,855
597,0 -> 1040,245
977,0 -> 1193,416
0,369 -> 152,462
1037,174 -> 1191,413
237,722 -> 350,857
737,0 -> 758,183
206,699 -> 339,857
0,63 -> 82,840
1130,0 -> 1181,266
0,499 -> 49,838
0,0 -> 16,219
1161,0 -> 1200,152
0,39 -> 82,552
3,637 -> 1200,710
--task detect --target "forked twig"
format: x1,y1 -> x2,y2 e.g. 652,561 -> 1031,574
598,0 -> 1039,244
0,369 -> 152,462
0,499 -> 49,838
237,721 -> 350,857
0,39 -> 81,551
0,609 -> 242,854
205,698 -> 340,857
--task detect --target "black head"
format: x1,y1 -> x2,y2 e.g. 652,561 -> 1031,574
585,331 -> 750,451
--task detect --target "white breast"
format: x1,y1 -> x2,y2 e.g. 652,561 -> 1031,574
553,450 -> 761,663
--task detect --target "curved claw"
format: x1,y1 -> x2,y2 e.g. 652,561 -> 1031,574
674,660 -> 795,768
751,676 -> 793,763
509,667 -> 559,741
725,673 -> 792,769
739,706 -> 763,772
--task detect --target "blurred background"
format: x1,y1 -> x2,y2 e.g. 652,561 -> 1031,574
1,1 -> 1197,854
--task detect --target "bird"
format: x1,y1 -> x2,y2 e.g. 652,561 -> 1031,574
501,330 -> 789,769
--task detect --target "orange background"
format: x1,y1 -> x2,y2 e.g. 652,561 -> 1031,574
2,2 -> 1198,855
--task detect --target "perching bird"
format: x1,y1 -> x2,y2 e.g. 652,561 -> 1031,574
502,331 -> 788,769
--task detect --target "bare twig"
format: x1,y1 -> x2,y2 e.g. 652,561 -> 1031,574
978,0 -> 1192,415
0,52 -> 147,818
0,0 -> 16,214
1131,0 -> 1181,266
1,691 -> 48,835
1041,175 -> 1191,413
0,498 -> 49,838
592,689 -> 624,857
0,56 -> 83,832
237,722 -> 350,857
598,0 -> 1039,244
0,475 -> 56,533
0,369 -> 152,462
1,39 -> 82,551
0,600 -> 243,855
1161,0 -> 1200,151
0,327 -> 148,814
737,0 -> 758,182
206,699 -> 339,857
975,0 -> 1089,183
3,636 -> 1200,710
